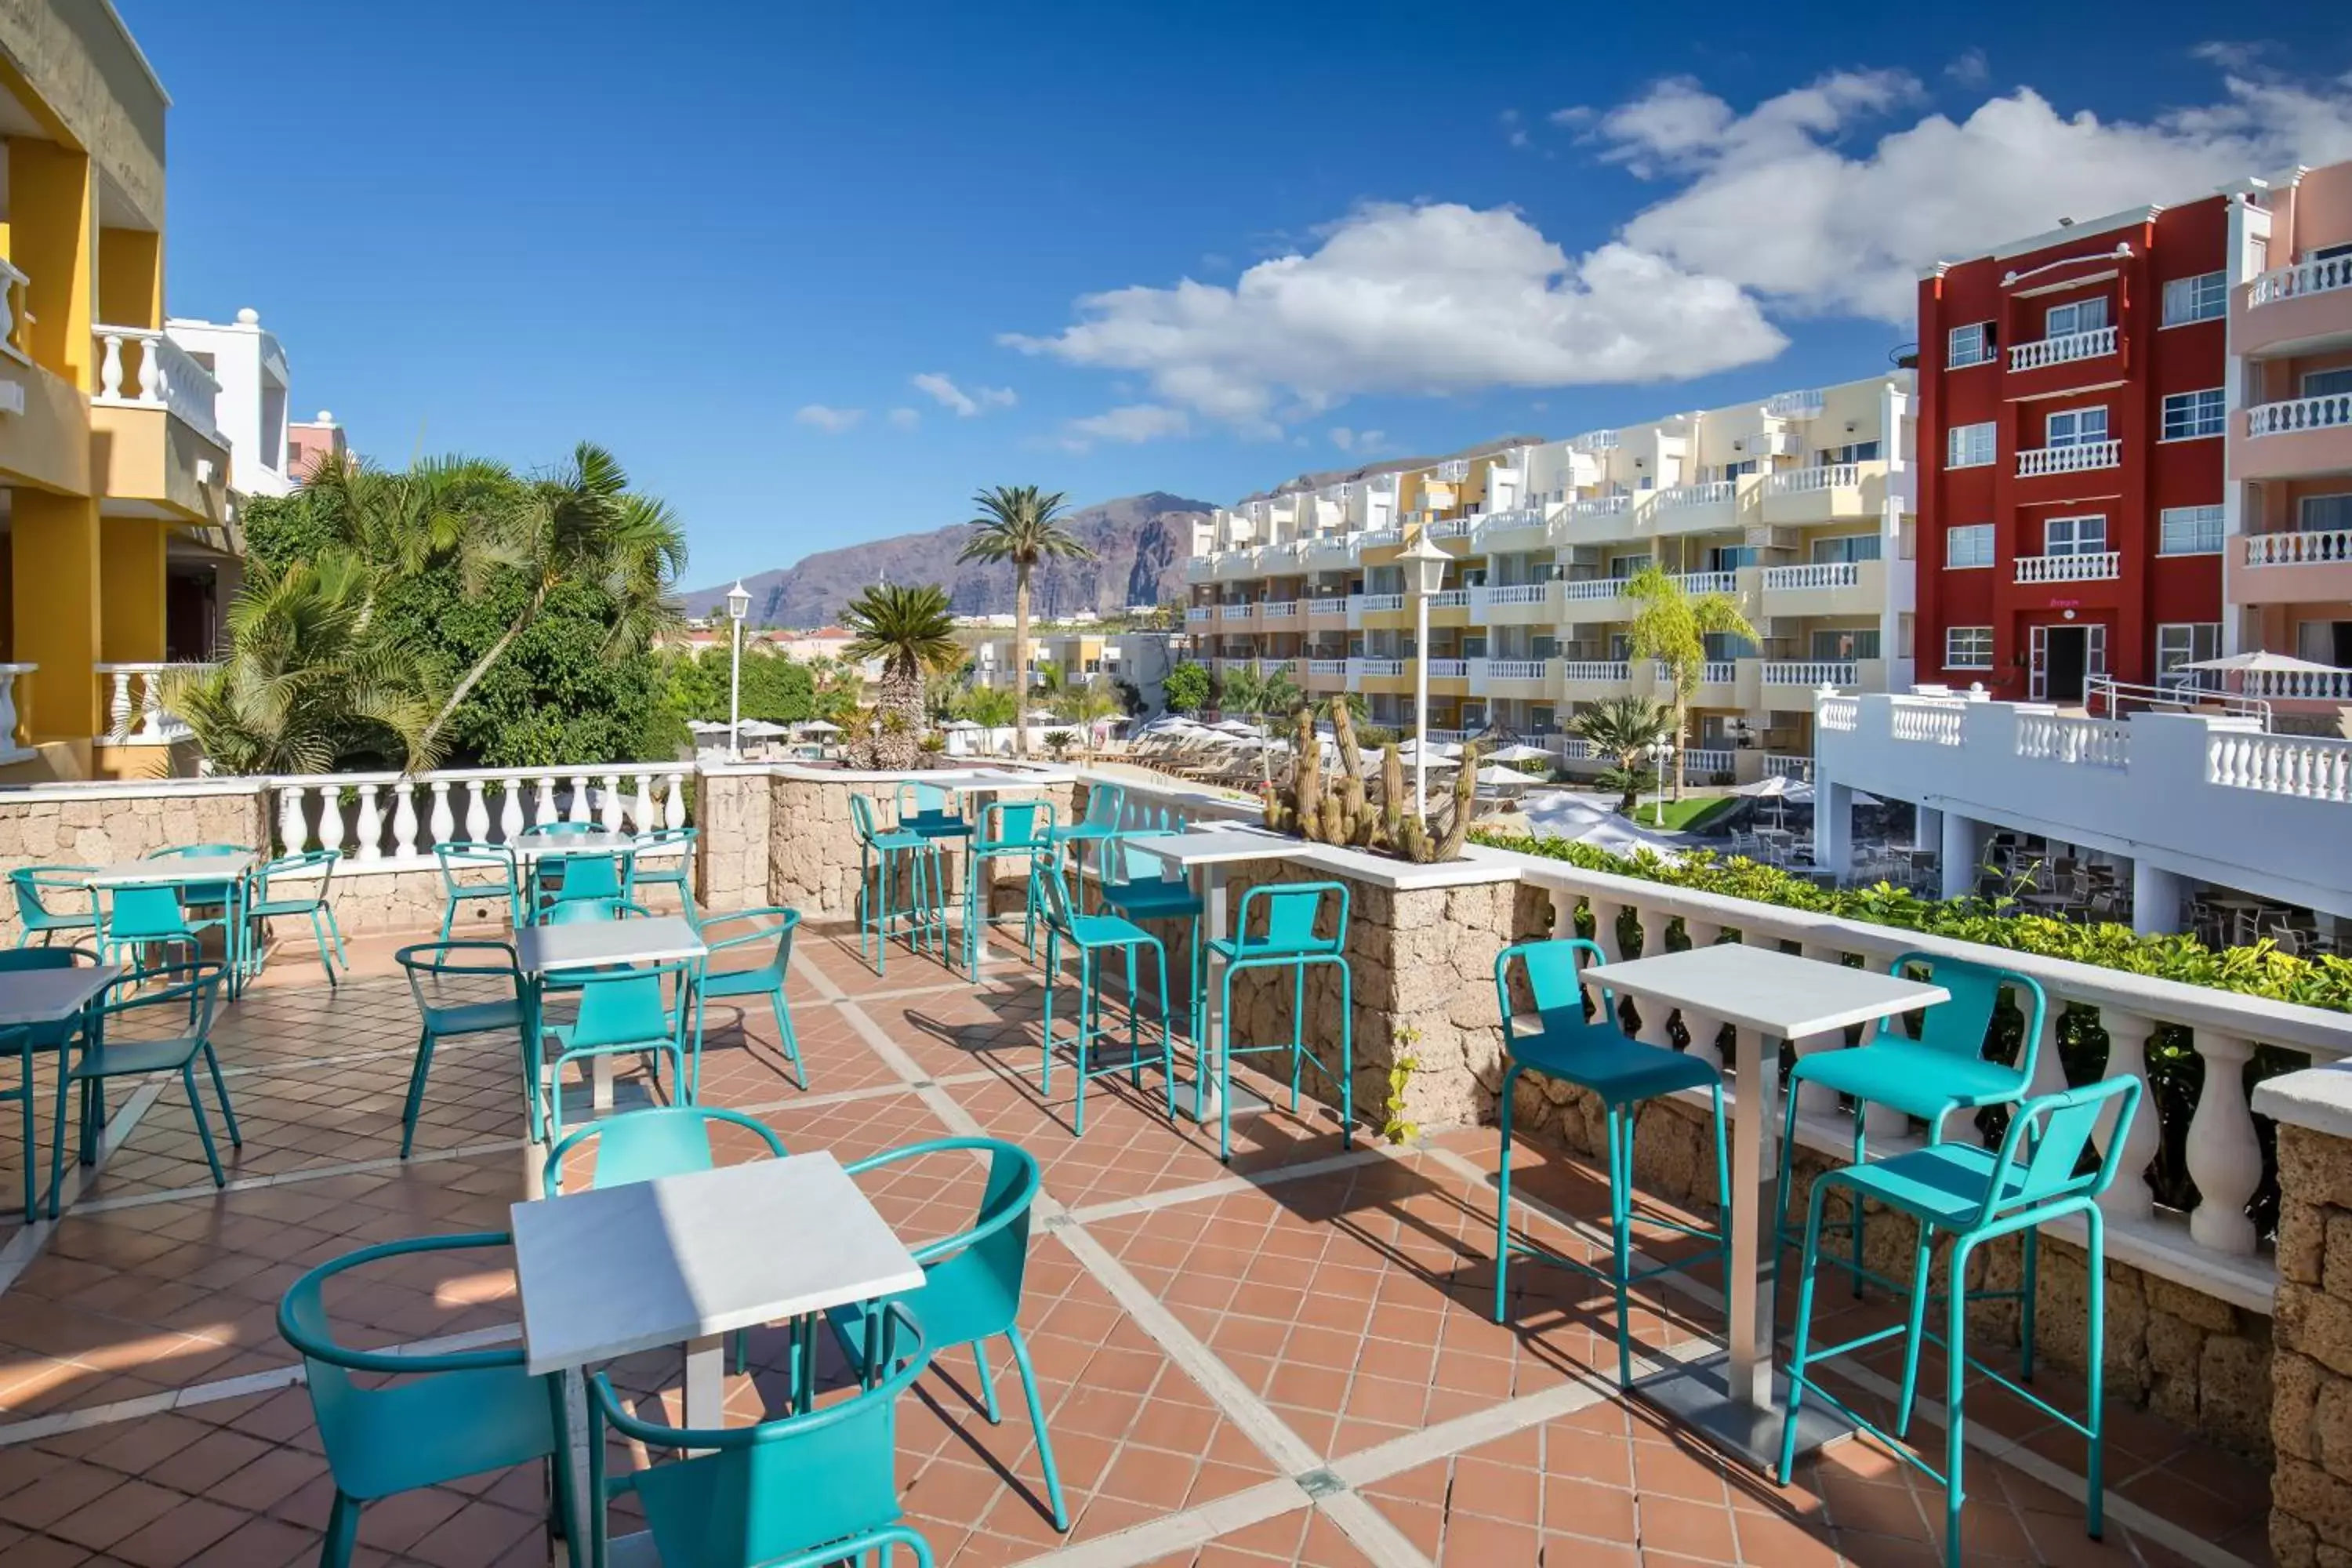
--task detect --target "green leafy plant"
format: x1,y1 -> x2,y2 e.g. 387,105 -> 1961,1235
1044,728 -> 1077,759
1163,659 -> 1211,715
1571,695 -> 1674,813
1383,1031 -> 1422,1145
1621,563 -> 1757,799
840,583 -> 963,768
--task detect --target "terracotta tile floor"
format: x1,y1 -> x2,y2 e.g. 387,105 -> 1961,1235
0,920 -> 2275,1566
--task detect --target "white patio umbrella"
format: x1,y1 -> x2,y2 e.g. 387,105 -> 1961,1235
1210,719 -> 1262,735
737,720 -> 790,739
1484,742 -> 1552,764
1395,739 -> 1463,760
2180,650 -> 2341,673
1025,709 -> 1059,723
1729,775 -> 1803,798
941,719 -> 982,731
1475,764 -> 1534,787
686,719 -> 728,733
796,720 -> 843,735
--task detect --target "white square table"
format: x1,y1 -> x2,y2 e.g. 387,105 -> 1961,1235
1156,828 -> 1316,1120
1578,942 -> 1947,1467
82,853 -> 258,887
510,829 -> 638,856
0,965 -> 120,1028
512,1151 -> 924,1555
514,916 -> 708,1127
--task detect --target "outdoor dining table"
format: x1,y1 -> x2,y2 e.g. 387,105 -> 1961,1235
903,768 -> 1076,974
512,915 -> 708,1128
0,963 -> 122,1205
510,829 -> 639,857
1155,826 -> 1316,1120
1577,941 -> 1948,1467
511,1149 -> 925,1556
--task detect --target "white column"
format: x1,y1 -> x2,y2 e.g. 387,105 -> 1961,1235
428,780 -> 455,850
1939,810 -> 1980,901
600,773 -> 625,832
499,775 -> 527,840
2185,1030 -> 2260,1254
533,775 -> 560,829
568,774 -> 593,823
633,772 -> 658,834
1587,898 -> 1625,963
1813,779 -> 1853,881
2094,1011 -> 2161,1221
2132,859 -> 2187,936
663,772 -> 689,830
464,780 -> 492,843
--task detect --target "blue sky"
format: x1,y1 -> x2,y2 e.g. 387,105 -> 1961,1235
123,2 -> 2352,589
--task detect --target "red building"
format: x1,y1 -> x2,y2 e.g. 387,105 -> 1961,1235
1917,196 -> 2247,702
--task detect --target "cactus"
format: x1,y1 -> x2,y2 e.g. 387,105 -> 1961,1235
1378,743 -> 1405,844
1256,699 -> 1476,862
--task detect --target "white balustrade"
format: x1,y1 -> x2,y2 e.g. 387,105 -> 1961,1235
1554,736 -> 1595,760
1559,661 -> 1631,683
1890,703 -> 1965,746
1566,495 -> 1630,519
1427,659 -> 1470,678
1762,561 -> 1860,591
1185,607 -> 1213,622
0,258 -> 29,368
1764,389 -> 1824,419
266,764 -> 697,864
1428,589 -> 1471,608
1472,508 -> 1546,541
1357,658 -> 1406,677
1359,593 -> 1405,612
2016,714 -> 2131,768
1263,601 -> 1299,620
2015,550 -> 2121,583
1428,517 -> 1473,539
1817,696 -> 1860,731
1655,480 -> 1734,509
1307,659 -> 1348,677
2016,440 -> 2121,477
1484,659 -> 1550,681
2007,326 -> 2117,372
1359,528 -> 1403,549
2248,393 -> 2352,439
2207,731 -> 2352,802
92,325 -> 224,442
1700,661 -> 1735,684
1764,463 -> 1857,495
1483,583 -> 1549,605
1672,572 -> 1738,596
1764,753 -> 1813,781
1220,604 -> 1254,622
1257,659 -> 1294,677
1681,748 -> 1733,777
93,662 -> 216,743
2250,254 -> 2352,306
2242,666 -> 2352,702
2244,528 -> 2352,567
1560,579 -> 1625,601
1763,661 -> 1858,688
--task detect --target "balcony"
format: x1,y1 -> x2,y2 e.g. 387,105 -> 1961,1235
1555,493 -> 1632,541
1474,582 -> 1554,623
1218,603 -> 1254,623
1650,479 -> 1736,534
1305,531 -> 1358,568
2016,440 -> 2121,477
1426,659 -> 1469,680
1470,506 -> 1548,548
1210,549 -> 1262,582
1762,460 -> 1887,526
1185,606 -> 1213,624
1356,592 -> 1405,614
1261,600 -> 1298,621
1304,595 -> 1349,628
86,326 -> 233,524
1256,658 -> 1294,678
1184,557 -> 1214,583
1469,656 -> 1551,696
2230,528 -> 2352,608
1762,659 -> 1859,688
1760,557 -> 1880,619
2014,551 -> 2122,584
2007,326 -> 2118,373
2242,666 -> 2352,704
1559,659 -> 1632,696
96,662 -> 215,745
1558,577 -> 1628,621
1304,657 -> 1348,685
1355,656 -> 1406,678
1426,516 -> 1473,540
1671,571 -> 1737,597
1427,588 -> 1471,613
2235,392 -> 2352,482
2238,254 -> 2352,359
1763,387 -> 1824,419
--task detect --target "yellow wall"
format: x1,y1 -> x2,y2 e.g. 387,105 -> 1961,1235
98,519 -> 164,662
10,488 -> 101,739
8,138 -> 96,390
97,226 -> 161,329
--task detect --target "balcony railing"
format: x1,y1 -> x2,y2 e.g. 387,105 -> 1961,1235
2016,440 -> 2120,477
1356,658 -> 1406,677
1357,593 -> 1404,612
2209,731 -> 2352,803
1219,604 -> 1254,622
1426,659 -> 1469,678
2015,550 -> 2122,583
1481,659 -> 1550,681
270,764 -> 692,867
96,662 -> 217,743
1436,459 -> 1471,482
2245,528 -> 2352,566
1428,589 -> 1471,608
1306,659 -> 1348,677
1481,583 -> 1548,606
0,258 -> 29,368
1427,517 -> 1473,539
2247,394 -> 2352,439
1763,463 -> 1857,496
1763,388 -> 1824,419
0,662 -> 33,759
1559,661 -> 1631,682
1262,601 -> 1299,620
1762,660 -> 1858,687
1681,748 -> 1734,777
2242,667 -> 2352,702
1762,561 -> 1860,590
1671,571 -> 1737,596
1764,753 -> 1813,782
2249,254 -> 2352,307
1471,507 -> 1546,542
1257,659 -> 1294,677
1359,528 -> 1403,549
2008,326 -> 2118,372
1560,579 -> 1625,601
1565,495 -> 1629,519
1185,607 -> 1213,622
93,326 -> 223,443
1654,480 -> 1734,510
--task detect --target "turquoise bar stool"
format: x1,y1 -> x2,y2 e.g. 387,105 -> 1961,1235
1490,937 -> 1730,1388
1208,880 -> 1354,1162
1048,780 -> 1127,912
960,799 -> 1055,980
695,907 -> 806,1094
849,793 -> 937,974
1778,1075 -> 2143,1568
394,940 -> 526,1155
53,961 -> 237,1212
277,1232 -> 571,1568
10,866 -> 96,948
434,841 -> 523,937
1033,865 -> 1174,1134
534,960 -> 695,1144
897,782 -> 972,946
829,1138 -> 1069,1531
242,849 -> 348,985
632,825 -> 699,923
1096,833 -> 1205,1044
0,946 -> 101,1221
1773,953 -> 2048,1299
590,1301 -> 933,1568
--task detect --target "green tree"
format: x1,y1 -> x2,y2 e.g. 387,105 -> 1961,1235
956,683 -> 1020,731
840,583 -> 962,768
1621,563 -> 1758,799
1163,659 -> 1210,715
957,485 -> 1093,757
1571,695 -> 1674,814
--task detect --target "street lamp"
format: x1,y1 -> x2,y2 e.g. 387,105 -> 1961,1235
1397,526 -> 1452,817
724,581 -> 750,762
1651,739 -> 1677,828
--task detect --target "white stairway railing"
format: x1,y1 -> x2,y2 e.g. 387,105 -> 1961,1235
270,764 -> 691,865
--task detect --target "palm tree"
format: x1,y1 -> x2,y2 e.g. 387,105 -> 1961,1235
840,583 -> 962,768
958,485 -> 1094,757
1622,563 -> 1759,799
1571,695 -> 1673,815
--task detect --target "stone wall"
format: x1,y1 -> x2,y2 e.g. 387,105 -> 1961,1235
695,767 -> 774,913
0,783 -> 268,945
2271,1123 -> 2352,1563
767,771 -> 1072,924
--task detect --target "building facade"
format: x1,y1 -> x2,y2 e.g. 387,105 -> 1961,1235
963,628 -> 1175,712
1181,374 -> 1915,781
165,308 -> 297,498
285,409 -> 344,480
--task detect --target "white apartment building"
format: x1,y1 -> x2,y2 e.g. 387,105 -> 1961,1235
164,309 -> 299,498
964,630 -> 1178,712
1182,373 -> 1918,782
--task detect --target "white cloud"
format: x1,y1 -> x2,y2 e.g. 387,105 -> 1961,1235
1603,64 -> 2352,321
912,372 -> 1018,417
1329,426 -> 1386,454
1059,404 -> 1192,451
794,404 -> 863,434
887,406 -> 921,430
1944,49 -> 1990,89
1005,202 -> 1787,434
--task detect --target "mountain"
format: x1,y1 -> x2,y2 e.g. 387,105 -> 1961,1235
677,491 -> 1215,628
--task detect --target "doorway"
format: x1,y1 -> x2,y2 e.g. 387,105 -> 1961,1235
2030,622 -> 2103,702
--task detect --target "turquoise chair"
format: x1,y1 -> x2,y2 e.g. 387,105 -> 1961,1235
433,841 -> 524,937
960,800 -> 1056,979
829,1138 -> 1067,1531
695,908 -> 806,1094
51,960 -> 236,1213
242,849 -> 348,985
1207,880 -> 1354,1162
534,960 -> 695,1144
632,825 -> 699,923
590,1301 -> 933,1568
394,941 -> 526,1156
1033,865 -> 1175,1134
1095,833 -> 1205,1044
1490,938 -> 1730,1388
90,881 -> 205,975
1772,953 -> 2049,1299
277,1231 -> 571,1568
0,946 -> 101,1221
10,866 -> 96,948
543,1103 -> 788,1197
896,782 -> 971,940
533,848 -> 636,922
1047,781 -> 1127,912
849,793 -> 938,974
1778,1076 -> 2143,1568
144,844 -> 249,970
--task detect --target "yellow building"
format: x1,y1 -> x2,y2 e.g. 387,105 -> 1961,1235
0,1 -> 232,781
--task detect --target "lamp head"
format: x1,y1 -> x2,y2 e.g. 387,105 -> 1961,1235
1397,528 -> 1450,596
725,582 -> 752,622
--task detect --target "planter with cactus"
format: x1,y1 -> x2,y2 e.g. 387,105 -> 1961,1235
1260,697 -> 1480,863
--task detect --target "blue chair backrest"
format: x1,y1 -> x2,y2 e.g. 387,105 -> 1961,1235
103,883 -> 188,939
847,1138 -> 1038,1341
1495,938 -> 1616,1044
896,782 -> 960,822
1235,880 -> 1345,954
145,843 -> 246,860
100,960 -> 225,1037
543,1105 -> 787,1197
1976,1076 -> 2141,1228
549,851 -> 630,905
848,793 -> 888,844
1082,782 -> 1127,829
568,963 -> 687,1049
1112,833 -> 1182,887
435,841 -> 516,893
1033,864 -> 1081,937
395,940 -> 521,1021
1884,950 -> 2047,1073
12,867 -> 93,926
978,799 -> 1055,851
253,848 -> 339,904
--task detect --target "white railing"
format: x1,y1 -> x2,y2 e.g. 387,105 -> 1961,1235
2209,732 -> 2352,803
1257,659 -> 1294,677
1472,508 -> 1546,541
1566,495 -> 1630,519
1483,659 -> 1550,681
1762,561 -> 1861,591
1305,595 -> 1348,615
1428,517 -> 1473,539
1220,604 -> 1254,622
270,764 -> 691,866
1422,728 -> 1469,745
1672,571 -> 1737,596
1185,606 -> 1213,623
96,662 -> 216,743
1358,593 -> 1405,612
2017,440 -> 2121,476
1655,480 -> 1734,510
1765,753 -> 1813,782
0,663 -> 32,758
2249,254 -> 2352,306
1359,528 -> 1403,549
1436,459 -> 1471,482
1306,659 -> 1348,677
2008,326 -> 2118,372
1552,735 -> 1595,760
1891,702 -> 1965,746
1356,658 -> 1406,677
1764,661 -> 1857,688
1559,661 -> 1631,683
1700,660 -> 1736,684
1817,696 -> 1860,731
1428,589 -> 1470,608
2247,394 -> 2352,439
2245,529 -> 2352,567
2016,714 -> 2131,769
1262,601 -> 1298,620
1763,389 -> 1824,419
1680,749 -> 1733,778
1427,659 -> 1469,678
1560,579 -> 1625,601
2015,550 -> 2122,583
0,258 -> 29,368
2242,667 -> 2352,702
1482,583 -> 1549,606
93,326 -> 223,443
1763,463 -> 1857,495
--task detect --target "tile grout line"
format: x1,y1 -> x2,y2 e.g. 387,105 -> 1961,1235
1004,1479 -> 1310,1568
0,1082 -> 167,1299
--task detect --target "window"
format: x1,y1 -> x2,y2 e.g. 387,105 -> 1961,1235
1607,553 -> 1650,579
2156,623 -> 2223,690
2298,621 -> 2352,666
1723,458 -> 1759,477
1819,439 -> 1881,464
2305,368 -> 2352,398
1702,632 -> 1755,660
2162,271 -> 2228,326
2302,494 -> 2352,533
2317,243 -> 2352,262
1947,322 -> 1995,368
1810,533 -> 1883,564
2045,406 -> 2108,447
2044,515 -> 2108,556
1946,524 -> 1995,568
1811,629 -> 1880,661
1707,546 -> 1759,572
1607,633 -> 1632,662
1945,626 -> 1995,670
2161,388 -> 2227,440
1947,422 -> 1997,467
2159,504 -> 2224,555
2045,298 -> 2110,338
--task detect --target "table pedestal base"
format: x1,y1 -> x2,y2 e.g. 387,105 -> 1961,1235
1632,1352 -> 1852,1471
1187,1072 -> 1273,1122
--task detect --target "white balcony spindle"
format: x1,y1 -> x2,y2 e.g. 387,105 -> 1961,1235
1679,920 -> 1724,1072
568,774 -> 593,824
2095,1011 -> 2161,1221
1634,909 -> 1672,1047
428,780 -> 455,850
1588,898 -> 1625,964
1793,944 -> 1843,1116
106,670 -> 132,742
600,773 -> 625,832
97,332 -> 125,400
533,775 -> 559,830
278,784 -> 309,855
633,772 -> 658,834
663,771 -> 688,829
137,673 -> 165,738
464,780 -> 492,843
2184,1031 -> 2259,1254
499,775 -> 527,841
354,784 -> 383,861
392,782 -> 422,858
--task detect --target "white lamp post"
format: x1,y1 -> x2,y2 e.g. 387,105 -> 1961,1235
1397,527 -> 1452,817
1652,739 -> 1676,827
724,581 -> 751,762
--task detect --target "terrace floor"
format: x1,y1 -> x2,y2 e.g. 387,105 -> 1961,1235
0,920 -> 2276,1567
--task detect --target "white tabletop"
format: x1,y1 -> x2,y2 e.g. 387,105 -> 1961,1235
512,915 -> 707,975
511,1151 -> 924,1376
1581,943 -> 1949,1039
84,853 -> 256,887
1157,829 -> 1303,869
0,965 -> 120,1027
512,829 -> 637,854
906,769 -> 1076,795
